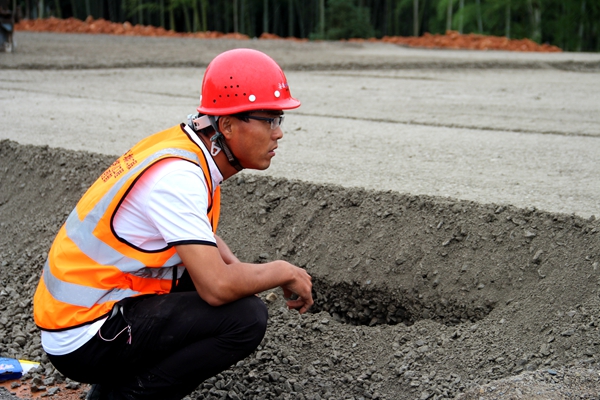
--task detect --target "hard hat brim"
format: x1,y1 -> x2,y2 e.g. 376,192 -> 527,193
197,97 -> 301,116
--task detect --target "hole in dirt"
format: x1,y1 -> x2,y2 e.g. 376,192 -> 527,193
308,279 -> 494,327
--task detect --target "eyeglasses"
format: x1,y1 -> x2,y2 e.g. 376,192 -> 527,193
237,114 -> 285,130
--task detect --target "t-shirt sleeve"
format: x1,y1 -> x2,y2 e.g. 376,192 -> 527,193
145,161 -> 217,247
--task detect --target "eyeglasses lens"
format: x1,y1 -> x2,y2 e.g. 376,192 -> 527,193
272,115 -> 284,129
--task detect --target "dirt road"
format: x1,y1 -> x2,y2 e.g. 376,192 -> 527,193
2,32 -> 600,218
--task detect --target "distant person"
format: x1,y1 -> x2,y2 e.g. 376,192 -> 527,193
33,48 -> 313,400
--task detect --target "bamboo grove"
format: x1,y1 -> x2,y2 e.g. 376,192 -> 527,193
14,0 -> 600,51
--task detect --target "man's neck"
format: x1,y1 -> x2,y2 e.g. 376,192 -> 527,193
196,133 -> 239,181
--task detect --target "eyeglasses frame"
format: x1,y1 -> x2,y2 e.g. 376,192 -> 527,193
233,113 -> 285,130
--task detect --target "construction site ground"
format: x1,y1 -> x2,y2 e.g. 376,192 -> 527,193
1,31 -> 600,399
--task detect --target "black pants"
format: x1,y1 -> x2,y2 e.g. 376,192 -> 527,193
47,282 -> 268,400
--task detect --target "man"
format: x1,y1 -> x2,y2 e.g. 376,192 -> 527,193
33,48 -> 313,400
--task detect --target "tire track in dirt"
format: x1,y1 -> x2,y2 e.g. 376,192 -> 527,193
294,112 -> 600,138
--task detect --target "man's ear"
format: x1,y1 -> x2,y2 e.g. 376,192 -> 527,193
219,116 -> 234,139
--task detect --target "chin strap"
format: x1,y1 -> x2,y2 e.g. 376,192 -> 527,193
187,113 -> 244,172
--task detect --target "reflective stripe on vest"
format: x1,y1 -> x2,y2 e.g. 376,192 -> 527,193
34,125 -> 220,331
41,259 -> 141,308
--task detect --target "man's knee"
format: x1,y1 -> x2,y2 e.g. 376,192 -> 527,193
232,296 -> 268,346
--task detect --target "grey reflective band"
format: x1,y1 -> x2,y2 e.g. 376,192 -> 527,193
42,260 -> 140,308
66,147 -> 196,271
44,147 -> 196,308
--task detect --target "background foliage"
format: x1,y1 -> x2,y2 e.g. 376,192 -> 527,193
14,0 -> 600,51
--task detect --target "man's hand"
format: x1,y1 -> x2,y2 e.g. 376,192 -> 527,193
281,265 -> 313,314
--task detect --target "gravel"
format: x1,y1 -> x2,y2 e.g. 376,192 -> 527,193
1,141 -> 599,399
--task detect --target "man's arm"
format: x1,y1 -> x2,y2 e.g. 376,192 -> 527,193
214,234 -> 239,265
175,243 -> 313,314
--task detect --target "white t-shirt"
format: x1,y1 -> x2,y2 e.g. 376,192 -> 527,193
42,131 -> 223,355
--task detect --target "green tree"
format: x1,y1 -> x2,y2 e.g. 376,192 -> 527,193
312,0 -> 376,40
24,0 -> 600,51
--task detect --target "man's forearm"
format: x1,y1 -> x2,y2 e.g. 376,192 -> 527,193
215,234 -> 240,264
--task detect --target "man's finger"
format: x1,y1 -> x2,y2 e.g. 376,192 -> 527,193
286,298 -> 312,314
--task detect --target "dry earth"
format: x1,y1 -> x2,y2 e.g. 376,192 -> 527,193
1,32 -> 600,400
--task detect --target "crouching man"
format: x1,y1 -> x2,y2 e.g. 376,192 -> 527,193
33,48 -> 313,400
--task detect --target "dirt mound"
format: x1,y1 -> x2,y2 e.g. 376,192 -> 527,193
379,31 -> 561,52
15,17 -> 561,53
15,16 -> 250,40
1,139 -> 599,399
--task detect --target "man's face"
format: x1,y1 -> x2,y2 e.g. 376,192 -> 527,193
224,111 -> 284,170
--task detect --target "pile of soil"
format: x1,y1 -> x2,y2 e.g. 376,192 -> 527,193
379,31 -> 561,52
15,16 -> 561,53
15,16 -> 249,40
1,139 -> 599,400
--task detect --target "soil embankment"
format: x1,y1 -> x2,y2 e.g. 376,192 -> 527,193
1,140 -> 599,399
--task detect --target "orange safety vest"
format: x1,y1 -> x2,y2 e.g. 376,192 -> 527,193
33,124 -> 221,331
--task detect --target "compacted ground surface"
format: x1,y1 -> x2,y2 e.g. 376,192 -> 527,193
1,32 -> 600,399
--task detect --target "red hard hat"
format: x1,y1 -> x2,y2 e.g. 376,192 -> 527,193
197,48 -> 301,116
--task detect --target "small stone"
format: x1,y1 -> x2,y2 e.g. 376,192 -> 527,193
42,377 -> 55,386
65,381 -> 80,390
265,292 -> 278,303
32,376 -> 44,386
30,385 -> 47,393
268,371 -> 281,382
47,387 -> 60,395
13,335 -> 27,347
293,382 -> 304,392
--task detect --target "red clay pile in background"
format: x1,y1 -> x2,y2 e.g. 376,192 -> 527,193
16,16 -> 561,52
15,16 -> 249,40
379,30 -> 561,52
